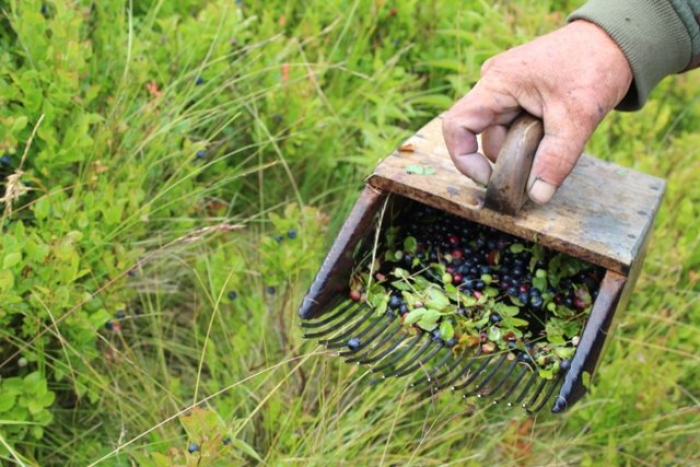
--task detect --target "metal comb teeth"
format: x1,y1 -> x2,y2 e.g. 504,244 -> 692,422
301,302 -> 564,413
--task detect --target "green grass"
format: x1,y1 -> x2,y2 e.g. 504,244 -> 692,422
0,0 -> 699,465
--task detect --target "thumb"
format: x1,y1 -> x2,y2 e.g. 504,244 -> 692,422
527,110 -> 590,204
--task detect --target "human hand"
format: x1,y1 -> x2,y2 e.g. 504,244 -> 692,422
442,20 -> 633,204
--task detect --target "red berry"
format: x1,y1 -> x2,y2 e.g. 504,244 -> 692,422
349,290 -> 361,302
451,249 -> 464,260
448,234 -> 460,245
446,265 -> 455,274
518,283 -> 530,294
473,291 -> 483,299
452,273 -> 464,284
573,297 -> 586,311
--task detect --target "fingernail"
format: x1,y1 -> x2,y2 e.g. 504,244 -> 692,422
528,179 -> 557,204
469,163 -> 491,187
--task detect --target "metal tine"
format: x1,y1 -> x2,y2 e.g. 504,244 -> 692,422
326,308 -> 387,349
319,303 -> 374,345
346,322 -> 403,364
451,353 -> 496,391
421,346 -> 478,390
431,349 -> 484,392
461,353 -> 509,398
390,340 -> 444,378
300,301 -> 356,329
493,364 -> 530,405
527,374 -> 564,414
480,356 -> 519,400
410,347 -> 455,387
302,303 -> 360,339
338,314 -> 396,357
358,330 -> 410,365
382,336 -> 435,378
510,370 -> 540,406
522,378 -> 549,410
371,332 -> 425,373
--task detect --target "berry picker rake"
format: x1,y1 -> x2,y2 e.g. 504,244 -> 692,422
297,113 -> 665,413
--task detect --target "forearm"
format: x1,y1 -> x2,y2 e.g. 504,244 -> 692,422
569,0 -> 700,110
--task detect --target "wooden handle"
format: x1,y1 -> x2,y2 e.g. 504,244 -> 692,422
484,113 -> 544,215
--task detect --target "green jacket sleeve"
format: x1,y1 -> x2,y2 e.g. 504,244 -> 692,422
569,0 -> 700,110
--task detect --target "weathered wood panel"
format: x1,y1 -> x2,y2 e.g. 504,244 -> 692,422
368,115 -> 665,274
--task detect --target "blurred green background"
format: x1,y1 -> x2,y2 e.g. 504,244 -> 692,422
0,0 -> 698,465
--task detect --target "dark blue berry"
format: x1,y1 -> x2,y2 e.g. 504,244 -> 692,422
222,437 -> 232,445
518,292 -> 529,304
507,286 -> 518,297
347,337 -> 361,351
287,228 -> 297,239
187,443 -> 199,453
431,329 -> 443,342
267,286 -> 276,295
530,295 -> 544,309
479,265 -> 491,275
445,338 -> 457,347
274,235 -> 283,244
399,304 -> 408,315
196,150 -> 207,159
105,321 -> 114,331
115,311 -> 126,320
195,77 -> 204,85
0,155 -> 10,167
489,313 -> 501,324
560,359 -> 571,371
227,291 -> 237,300
473,280 -> 485,291
128,269 -> 137,277
564,297 -> 574,308
389,295 -> 402,309
512,266 -> 524,277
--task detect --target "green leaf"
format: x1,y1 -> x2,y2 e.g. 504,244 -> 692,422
509,243 -> 525,254
427,288 -> 450,310
404,308 -> 428,325
405,164 -> 436,175
3,252 -> 22,269
403,236 -> 417,254
0,270 -> 14,292
439,320 -> 454,340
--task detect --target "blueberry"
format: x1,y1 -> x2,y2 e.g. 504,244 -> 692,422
507,286 -> 518,297
479,265 -> 491,275
267,286 -> 276,295
222,437 -> 232,446
399,304 -> 409,315
287,228 -> 297,239
512,266 -> 524,277
195,150 -> 207,159
456,307 -> 466,316
564,297 -> 574,308
187,443 -> 199,453
518,292 -> 529,304
128,269 -> 137,277
227,291 -> 237,300
530,295 -> 544,309
431,329 -> 443,342
105,320 -> 114,331
473,280 -> 485,291
115,311 -> 126,320
347,337 -> 361,351
445,338 -> 457,347
195,77 -> 204,85
389,295 -> 402,309
0,155 -> 10,167
274,235 -> 283,244
489,313 -> 502,324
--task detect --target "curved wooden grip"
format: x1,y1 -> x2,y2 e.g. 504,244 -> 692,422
484,113 -> 544,215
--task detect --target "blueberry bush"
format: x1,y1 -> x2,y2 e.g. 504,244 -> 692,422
0,0 -> 698,465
